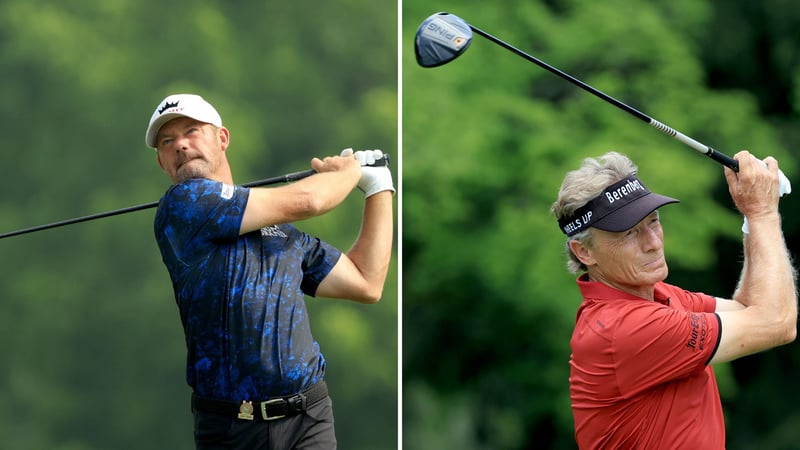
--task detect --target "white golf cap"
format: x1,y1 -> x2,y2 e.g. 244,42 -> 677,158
145,94 -> 223,148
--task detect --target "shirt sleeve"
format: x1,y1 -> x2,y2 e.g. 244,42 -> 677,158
674,286 -> 717,313
291,225 -> 342,297
155,179 -> 249,265
612,300 -> 720,397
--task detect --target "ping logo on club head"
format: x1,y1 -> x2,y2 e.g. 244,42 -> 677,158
423,17 -> 469,50
158,101 -> 179,114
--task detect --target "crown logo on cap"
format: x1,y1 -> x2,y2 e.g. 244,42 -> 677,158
158,101 -> 179,114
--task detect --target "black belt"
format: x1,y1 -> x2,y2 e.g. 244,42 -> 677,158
191,380 -> 328,421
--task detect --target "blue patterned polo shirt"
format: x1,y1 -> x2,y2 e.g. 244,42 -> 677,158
154,178 -> 341,401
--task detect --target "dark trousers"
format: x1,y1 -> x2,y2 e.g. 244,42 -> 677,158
193,396 -> 336,450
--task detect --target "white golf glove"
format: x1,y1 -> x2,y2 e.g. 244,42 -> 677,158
742,164 -> 791,234
340,148 -> 395,197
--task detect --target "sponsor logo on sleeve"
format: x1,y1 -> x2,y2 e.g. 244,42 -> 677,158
220,183 -> 235,200
686,313 -> 708,352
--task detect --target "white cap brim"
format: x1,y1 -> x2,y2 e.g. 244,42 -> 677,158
145,94 -> 223,148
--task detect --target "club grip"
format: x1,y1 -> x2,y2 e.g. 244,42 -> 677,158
246,154 -> 390,188
368,154 -> 391,167
708,148 -> 739,172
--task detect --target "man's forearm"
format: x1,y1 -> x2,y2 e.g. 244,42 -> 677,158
735,214 -> 797,318
346,191 -> 394,294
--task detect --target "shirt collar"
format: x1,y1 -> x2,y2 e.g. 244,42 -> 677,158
576,274 -> 670,305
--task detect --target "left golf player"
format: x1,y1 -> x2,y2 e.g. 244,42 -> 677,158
145,93 -> 395,449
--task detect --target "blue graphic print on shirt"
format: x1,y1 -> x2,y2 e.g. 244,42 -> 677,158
154,178 -> 341,400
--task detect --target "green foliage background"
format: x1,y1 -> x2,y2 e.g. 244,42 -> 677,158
0,1 -> 397,449
403,0 -> 800,449
5,0 -> 800,448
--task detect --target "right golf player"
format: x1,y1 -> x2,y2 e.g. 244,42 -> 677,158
551,151 -> 796,449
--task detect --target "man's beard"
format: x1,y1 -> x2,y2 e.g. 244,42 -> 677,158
173,158 -> 210,183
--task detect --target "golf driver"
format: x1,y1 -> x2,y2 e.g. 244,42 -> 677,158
415,11 -> 791,191
0,154 -> 390,240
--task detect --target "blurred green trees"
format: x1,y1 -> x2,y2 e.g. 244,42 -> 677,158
0,1 -> 397,449
403,0 -> 800,449
6,0 -> 800,448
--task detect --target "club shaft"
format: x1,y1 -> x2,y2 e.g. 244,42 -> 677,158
0,169 -> 316,240
469,25 -> 740,172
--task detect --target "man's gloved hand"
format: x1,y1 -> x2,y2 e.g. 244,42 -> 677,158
340,148 -> 395,197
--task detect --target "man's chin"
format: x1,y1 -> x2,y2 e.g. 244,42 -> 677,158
173,163 -> 208,183
647,263 -> 669,283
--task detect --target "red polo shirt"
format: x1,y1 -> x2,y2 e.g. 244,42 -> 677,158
570,275 -> 724,449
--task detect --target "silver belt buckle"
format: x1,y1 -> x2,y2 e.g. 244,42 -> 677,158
260,399 -> 286,421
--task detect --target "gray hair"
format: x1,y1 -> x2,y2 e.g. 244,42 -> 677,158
551,152 -> 638,273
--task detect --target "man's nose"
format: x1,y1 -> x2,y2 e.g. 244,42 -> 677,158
641,226 -> 662,250
174,136 -> 190,151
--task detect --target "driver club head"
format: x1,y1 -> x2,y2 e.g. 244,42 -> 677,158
415,12 -> 473,68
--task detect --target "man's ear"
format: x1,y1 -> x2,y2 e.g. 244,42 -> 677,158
218,126 -> 230,152
156,153 -> 165,172
569,239 -> 596,266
